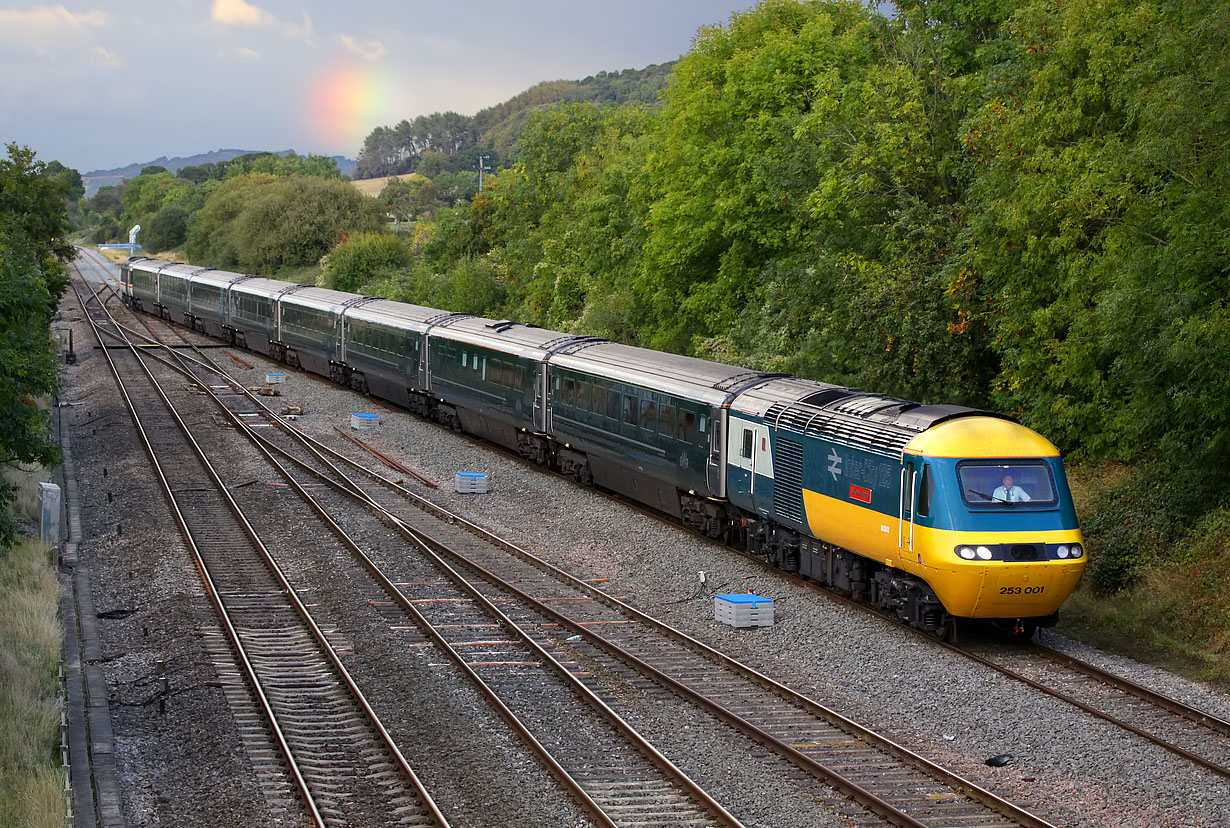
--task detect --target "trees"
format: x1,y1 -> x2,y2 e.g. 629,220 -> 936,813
144,206 -> 190,253
0,144 -> 72,545
318,232 -> 411,293
961,0 -> 1230,462
186,175 -> 383,273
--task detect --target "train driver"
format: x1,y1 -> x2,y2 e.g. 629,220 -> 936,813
993,474 -> 1031,503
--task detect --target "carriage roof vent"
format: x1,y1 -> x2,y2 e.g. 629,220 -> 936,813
485,320 -> 517,332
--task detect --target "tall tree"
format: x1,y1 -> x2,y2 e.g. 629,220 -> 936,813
0,144 -> 72,545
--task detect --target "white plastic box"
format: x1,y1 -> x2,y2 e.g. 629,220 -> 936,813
714,593 -> 774,627
265,372 -> 287,384
350,412 -> 379,430
454,472 -> 489,493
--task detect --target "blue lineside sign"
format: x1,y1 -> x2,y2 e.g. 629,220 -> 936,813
97,243 -> 143,250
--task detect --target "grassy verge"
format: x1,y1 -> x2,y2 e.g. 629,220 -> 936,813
1059,462 -> 1230,687
0,465 -> 66,828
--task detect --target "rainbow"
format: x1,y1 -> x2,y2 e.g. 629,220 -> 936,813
305,61 -> 401,153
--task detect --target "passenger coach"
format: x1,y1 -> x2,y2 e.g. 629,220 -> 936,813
119,256 -> 1088,635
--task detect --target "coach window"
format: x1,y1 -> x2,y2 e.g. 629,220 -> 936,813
659,404 -> 676,439
563,377 -> 576,406
640,399 -> 657,432
605,388 -> 621,420
623,394 -> 639,425
679,410 -> 698,443
741,428 -> 753,459
577,382 -> 590,412
461,352 -> 468,368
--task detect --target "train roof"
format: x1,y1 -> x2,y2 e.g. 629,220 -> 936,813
146,262 -> 199,280
550,340 -> 782,405
277,285 -> 364,314
737,376 -> 998,457
429,316 -> 586,361
227,277 -> 298,299
345,299 -> 462,332
188,268 -> 248,289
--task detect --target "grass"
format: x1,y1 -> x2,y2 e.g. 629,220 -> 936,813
351,172 -> 424,197
1058,463 -> 1230,688
0,463 -> 66,828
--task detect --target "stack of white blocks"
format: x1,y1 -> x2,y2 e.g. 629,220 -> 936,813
454,472 -> 489,493
714,593 -> 774,627
350,412 -> 379,429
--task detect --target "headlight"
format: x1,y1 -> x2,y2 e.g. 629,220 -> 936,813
976,546 -> 993,560
1070,544 -> 1084,558
957,546 -> 975,560
1056,545 -> 1069,558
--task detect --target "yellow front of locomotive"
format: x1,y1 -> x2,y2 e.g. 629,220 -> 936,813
902,417 -> 1087,622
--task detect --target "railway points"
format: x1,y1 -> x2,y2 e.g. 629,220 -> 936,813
57,248 -> 1230,828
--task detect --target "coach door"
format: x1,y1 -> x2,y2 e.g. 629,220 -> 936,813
706,406 -> 726,497
899,458 -> 919,554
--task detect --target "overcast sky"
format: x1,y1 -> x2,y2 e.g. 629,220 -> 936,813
1,1 -> 757,174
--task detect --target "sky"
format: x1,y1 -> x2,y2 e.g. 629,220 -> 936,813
0,1 -> 760,174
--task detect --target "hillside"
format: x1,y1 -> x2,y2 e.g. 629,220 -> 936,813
354,62 -> 674,179
83,149 -> 357,196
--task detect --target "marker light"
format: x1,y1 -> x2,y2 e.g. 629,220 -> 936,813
1070,544 -> 1084,558
976,546 -> 993,560
957,546 -> 976,560
1056,545 -> 1070,558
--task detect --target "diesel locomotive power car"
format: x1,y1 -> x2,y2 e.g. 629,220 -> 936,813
121,256 -> 1087,635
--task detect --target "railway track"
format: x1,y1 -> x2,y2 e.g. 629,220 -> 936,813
71,263 -> 449,828
954,638 -> 1230,781
100,319 -> 1058,827
76,249 -> 1228,824
74,254 -> 743,828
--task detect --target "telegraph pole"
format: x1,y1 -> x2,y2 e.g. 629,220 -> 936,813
478,155 -> 492,193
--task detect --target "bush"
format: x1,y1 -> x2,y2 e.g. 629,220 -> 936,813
319,232 -> 411,293
1080,459 -> 1224,594
144,205 -> 188,253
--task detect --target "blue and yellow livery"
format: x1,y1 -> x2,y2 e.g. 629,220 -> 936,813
122,256 -> 1086,636
726,378 -> 1086,634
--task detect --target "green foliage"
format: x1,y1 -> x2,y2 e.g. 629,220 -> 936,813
319,232 -> 411,293
186,174 -> 382,274
0,143 -> 75,265
223,152 -> 341,180
354,62 -> 675,180
43,160 -> 84,201
379,176 -> 442,223
0,145 -> 69,546
144,205 -> 189,253
962,0 -> 1230,461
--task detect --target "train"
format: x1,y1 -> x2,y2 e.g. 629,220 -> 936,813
119,256 -> 1087,637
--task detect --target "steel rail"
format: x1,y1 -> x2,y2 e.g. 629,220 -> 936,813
72,268 -> 452,828
69,273 -> 325,828
84,263 -> 739,828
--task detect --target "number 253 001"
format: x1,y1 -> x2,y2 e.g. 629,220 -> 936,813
999,586 -> 1045,595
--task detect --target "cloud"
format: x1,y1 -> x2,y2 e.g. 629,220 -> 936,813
94,46 -> 122,66
211,0 -> 270,27
211,0 -> 315,45
234,47 -> 261,60
340,35 -> 385,62
0,5 -> 107,49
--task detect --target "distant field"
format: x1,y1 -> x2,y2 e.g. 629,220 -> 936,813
351,173 -> 423,197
